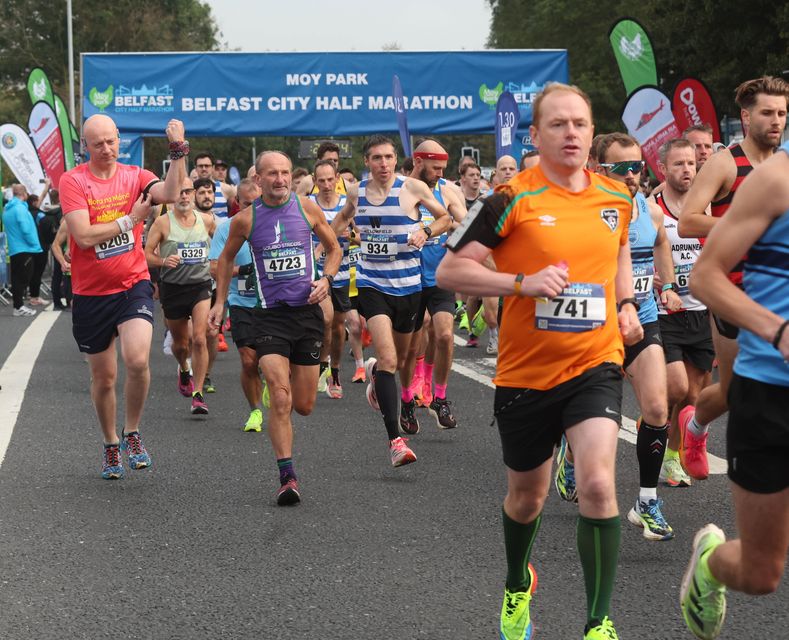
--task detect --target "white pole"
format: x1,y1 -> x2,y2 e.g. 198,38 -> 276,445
67,0 -> 76,122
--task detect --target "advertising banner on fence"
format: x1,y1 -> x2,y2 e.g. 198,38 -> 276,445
81,51 -> 568,137
28,102 -> 66,187
609,19 -> 658,97
0,123 -> 48,193
621,86 -> 681,180
672,78 -> 721,142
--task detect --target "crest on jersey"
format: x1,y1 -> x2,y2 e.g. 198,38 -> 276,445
600,208 -> 619,232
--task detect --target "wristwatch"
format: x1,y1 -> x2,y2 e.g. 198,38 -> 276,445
422,225 -> 433,238
324,273 -> 335,286
661,283 -> 677,292
617,297 -> 640,312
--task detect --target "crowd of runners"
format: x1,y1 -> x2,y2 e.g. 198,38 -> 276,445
7,74 -> 785,640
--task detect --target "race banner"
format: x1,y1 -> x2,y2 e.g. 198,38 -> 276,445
392,74 -> 412,157
609,19 -> 658,97
118,133 -> 144,167
28,101 -> 66,187
0,123 -> 48,194
27,68 -> 77,170
495,91 -> 520,160
621,86 -> 681,180
672,78 -> 721,142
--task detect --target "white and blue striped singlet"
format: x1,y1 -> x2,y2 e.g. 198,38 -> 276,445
309,193 -> 350,286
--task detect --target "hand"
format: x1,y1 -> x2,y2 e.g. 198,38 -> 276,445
165,119 -> 185,143
308,277 -> 330,305
207,304 -> 224,336
660,289 -> 682,312
162,254 -> 180,268
618,304 -> 643,346
407,228 -> 428,249
652,272 -> 664,290
130,191 -> 153,224
521,263 -> 569,298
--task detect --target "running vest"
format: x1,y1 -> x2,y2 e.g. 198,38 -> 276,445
735,142 -> 789,386
248,194 -> 316,308
309,193 -> 350,286
629,192 -> 658,324
355,177 -> 422,296
213,180 -> 228,218
310,175 -> 348,196
418,178 -> 448,287
654,191 -> 705,313
159,211 -> 211,285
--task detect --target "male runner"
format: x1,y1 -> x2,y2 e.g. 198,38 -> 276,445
459,162 -> 482,207
437,83 -> 641,640
494,155 -> 518,186
677,76 -> 788,479
59,114 -> 187,478
194,152 -> 236,218
145,177 -> 216,415
680,140 -> 789,640
331,134 -> 451,467
683,124 -> 714,169
297,141 -> 349,196
209,151 -> 340,505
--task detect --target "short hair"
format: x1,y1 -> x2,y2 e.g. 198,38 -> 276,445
520,149 -> 539,170
457,155 -> 475,172
194,152 -> 214,165
659,138 -> 694,165
313,159 -> 337,175
363,134 -> 396,157
735,76 -> 789,110
255,150 -> 292,173
338,167 -> 354,176
316,141 -> 340,159
292,167 -> 309,180
597,132 -> 640,163
11,184 -> 26,197
683,124 -> 713,137
401,157 -> 414,173
460,162 -> 481,176
192,177 -> 214,191
532,82 -> 593,128
237,177 -> 257,193
589,134 -> 607,163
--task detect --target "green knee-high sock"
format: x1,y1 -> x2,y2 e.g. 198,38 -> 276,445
577,514 -> 620,626
503,509 -> 542,591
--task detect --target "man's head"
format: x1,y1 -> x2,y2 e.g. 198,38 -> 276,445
213,158 -> 228,182
175,176 -> 196,213
597,132 -> 644,197
658,138 -> 696,194
11,184 -> 27,199
291,167 -> 308,192
192,177 -> 215,212
411,138 -> 448,188
683,124 -> 714,168
313,159 -> 338,196
316,141 -> 341,168
363,135 -> 397,182
236,177 -> 259,210
255,151 -> 293,204
530,83 -> 594,176
460,162 -> 481,193
495,155 -> 518,184
339,168 -> 356,184
735,76 -> 789,150
83,114 -> 120,168
457,155 -> 475,177
27,194 -> 40,210
520,149 -> 540,171
194,153 -> 215,180
587,133 -> 607,172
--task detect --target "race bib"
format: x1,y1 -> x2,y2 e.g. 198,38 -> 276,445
261,245 -> 307,280
361,232 -> 398,262
95,231 -> 134,260
349,245 -> 361,266
632,264 -> 654,305
177,241 -> 208,265
535,282 -> 606,332
675,264 -> 692,296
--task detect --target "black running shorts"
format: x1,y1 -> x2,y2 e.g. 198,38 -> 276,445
252,303 -> 324,365
229,305 -> 257,350
330,284 -> 352,313
159,280 -> 212,320
623,320 -> 662,370
357,287 -> 420,334
414,285 -> 456,331
659,310 -> 715,372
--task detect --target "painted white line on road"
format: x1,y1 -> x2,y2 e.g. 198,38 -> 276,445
0,310 -> 61,468
452,334 -> 727,475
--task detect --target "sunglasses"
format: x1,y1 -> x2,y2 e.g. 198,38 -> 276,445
599,160 -> 645,176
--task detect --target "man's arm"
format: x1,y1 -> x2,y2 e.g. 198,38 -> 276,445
50,219 -> 70,270
614,241 -> 643,346
221,182 -> 237,202
442,182 -> 468,228
201,212 -> 217,237
296,175 -> 315,196
147,120 -> 187,205
677,151 -> 734,238
208,211 -> 252,332
650,202 -> 682,311
330,183 -> 358,235
303,198 -> 341,305
407,179 -> 450,247
143,216 -> 176,269
38,178 -> 51,203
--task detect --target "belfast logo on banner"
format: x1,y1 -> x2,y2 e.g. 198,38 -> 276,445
621,86 -> 680,180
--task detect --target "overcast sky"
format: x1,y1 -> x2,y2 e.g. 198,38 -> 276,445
203,0 -> 492,52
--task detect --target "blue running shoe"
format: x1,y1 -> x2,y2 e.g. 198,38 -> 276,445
627,498 -> 675,541
554,435 -> 578,503
120,431 -> 151,470
102,443 -> 124,480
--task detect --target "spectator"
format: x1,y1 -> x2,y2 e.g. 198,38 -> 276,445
3,184 -> 43,315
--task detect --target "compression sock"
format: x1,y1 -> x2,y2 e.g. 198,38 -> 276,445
423,362 -> 434,386
503,509 -> 542,592
577,514 -> 620,627
330,367 -> 340,384
434,383 -> 447,400
374,370 -> 400,440
401,384 -> 414,403
636,421 -> 668,495
414,356 -> 425,381
277,457 -> 296,485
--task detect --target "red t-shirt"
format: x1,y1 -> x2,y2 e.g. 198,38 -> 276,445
60,163 -> 158,295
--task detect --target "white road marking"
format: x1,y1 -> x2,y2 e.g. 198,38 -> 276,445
452,334 -> 727,474
0,310 -> 61,468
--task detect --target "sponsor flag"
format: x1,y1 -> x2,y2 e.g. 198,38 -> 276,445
28,102 -> 66,187
609,19 -> 658,97
0,123 -> 48,193
392,75 -> 412,157
54,95 -> 79,169
621,86 -> 681,180
495,91 -> 520,161
27,68 -> 76,171
672,78 -> 721,142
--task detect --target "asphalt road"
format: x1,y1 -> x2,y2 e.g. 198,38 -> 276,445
0,305 -> 786,639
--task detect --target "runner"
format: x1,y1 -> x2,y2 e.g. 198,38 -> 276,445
330,134 -> 451,467
677,76 -> 788,479
144,176 -> 216,415
193,153 -> 236,218
437,83 -> 641,640
59,114 -> 187,479
683,124 -> 714,169
680,139 -> 789,640
297,141 -> 349,196
208,150 -> 340,505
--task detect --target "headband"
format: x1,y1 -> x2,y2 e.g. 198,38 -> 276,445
413,151 -> 449,161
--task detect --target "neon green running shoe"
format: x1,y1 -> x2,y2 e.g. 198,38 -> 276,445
500,563 -> 537,640
262,381 -> 270,409
584,616 -> 619,639
554,435 -> 578,503
458,312 -> 470,333
472,306 -> 487,336
244,408 -> 263,433
680,524 -> 726,640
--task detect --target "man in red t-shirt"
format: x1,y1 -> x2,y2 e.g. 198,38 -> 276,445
59,114 -> 188,479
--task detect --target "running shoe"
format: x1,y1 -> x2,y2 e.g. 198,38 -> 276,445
487,332 -> 499,355
177,369 -> 193,397
365,357 -> 379,411
458,312 -> 470,333
276,478 -> 301,506
317,367 -> 330,394
262,381 -> 270,409
351,366 -> 366,383
678,406 -> 709,480
499,563 -> 537,640
28,297 -> 48,306
203,376 -> 216,393
399,398 -> 420,435
554,435 -> 578,503
217,333 -> 229,352
419,377 -> 433,407
680,524 -> 726,640
472,307 -> 488,337
660,455 -> 692,487
428,397 -> 457,429
244,408 -> 263,432
584,617 -> 619,639
101,443 -> 124,480
389,436 -> 417,467
120,431 -> 151,470
466,334 -> 479,348
162,330 -> 173,356
191,391 -> 209,415
627,498 -> 675,541
326,377 -> 343,399
12,305 -> 36,317
454,302 -> 466,323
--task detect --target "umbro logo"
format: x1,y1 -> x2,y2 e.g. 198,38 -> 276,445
538,215 -> 556,227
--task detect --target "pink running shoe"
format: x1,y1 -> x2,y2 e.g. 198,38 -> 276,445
177,369 -> 194,397
389,436 -> 417,467
678,406 -> 709,480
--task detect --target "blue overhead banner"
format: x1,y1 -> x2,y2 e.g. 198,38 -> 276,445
81,51 -> 568,137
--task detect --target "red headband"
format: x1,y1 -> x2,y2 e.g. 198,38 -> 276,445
413,151 -> 449,161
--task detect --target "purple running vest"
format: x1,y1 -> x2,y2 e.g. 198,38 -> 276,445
249,194 -> 316,308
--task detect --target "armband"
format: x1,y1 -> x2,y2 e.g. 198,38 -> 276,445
617,297 -> 640,313
772,319 -> 789,349
116,215 -> 135,233
168,140 -> 190,161
661,283 -> 677,292
513,273 -> 525,297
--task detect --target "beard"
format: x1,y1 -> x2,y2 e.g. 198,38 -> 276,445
194,198 -> 214,212
419,167 -> 438,189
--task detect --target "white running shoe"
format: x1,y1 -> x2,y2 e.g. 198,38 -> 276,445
13,305 -> 36,317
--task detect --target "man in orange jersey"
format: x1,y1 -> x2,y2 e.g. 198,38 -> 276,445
437,83 -> 642,640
